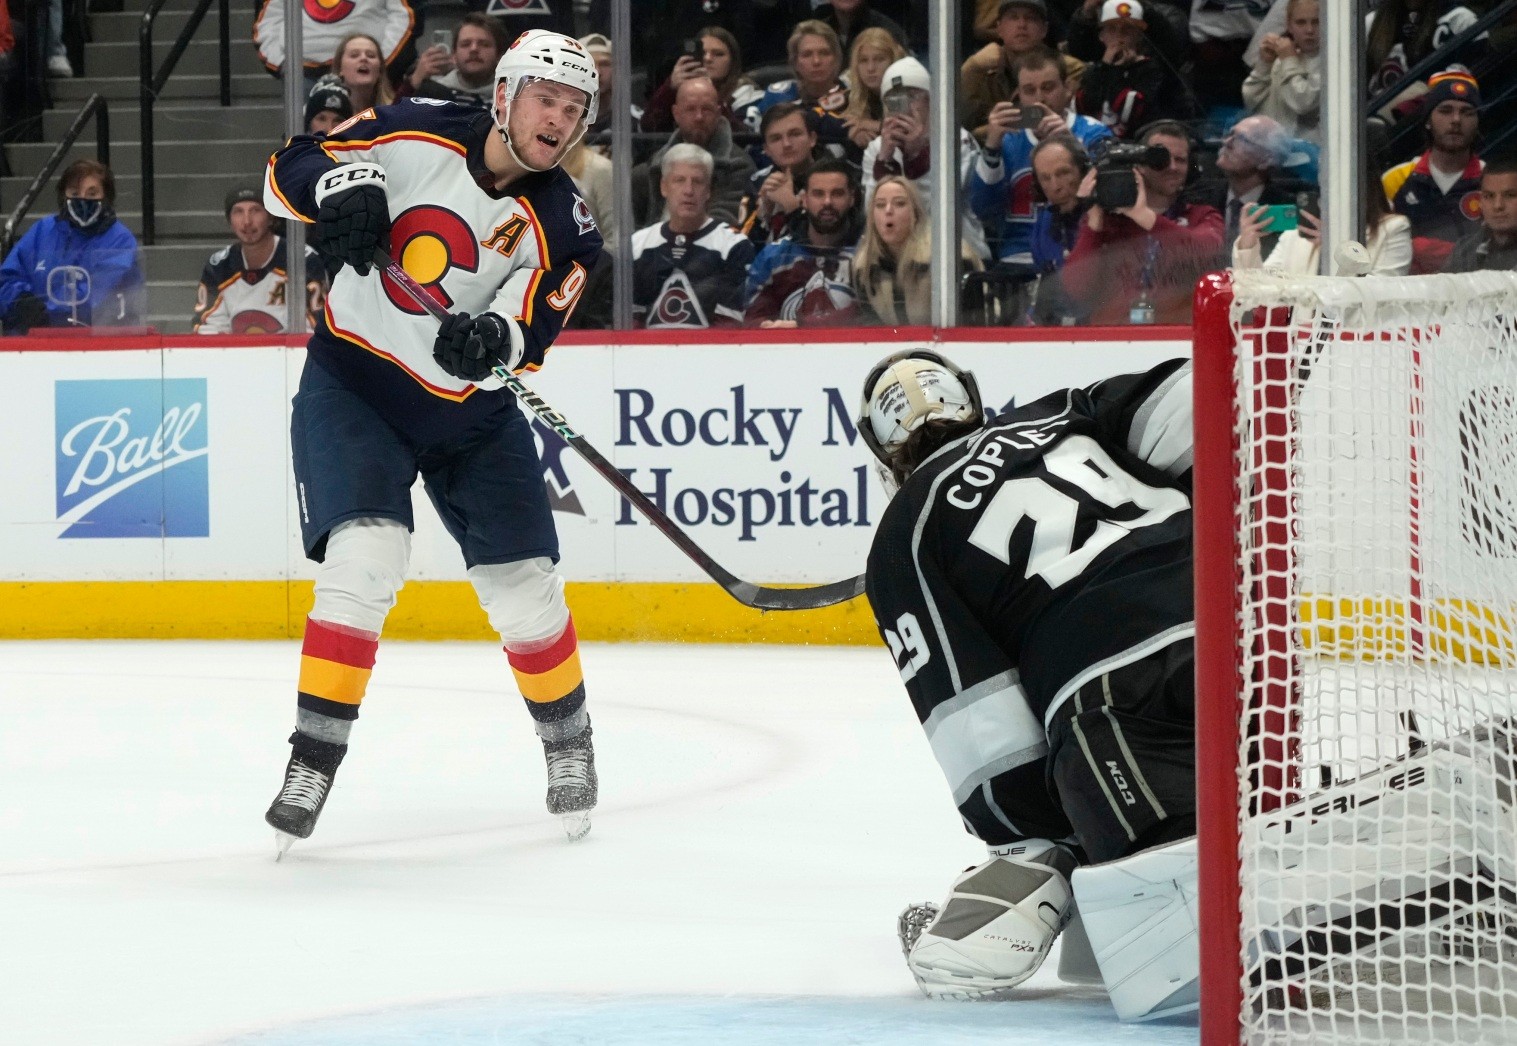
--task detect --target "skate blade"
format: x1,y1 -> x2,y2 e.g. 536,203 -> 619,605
561,811 -> 592,841
273,830 -> 298,861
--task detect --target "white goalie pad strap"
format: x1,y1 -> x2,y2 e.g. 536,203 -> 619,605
468,557 -> 568,644
1072,835 -> 1199,1022
313,162 -> 387,205
470,314 -> 526,391
311,517 -> 410,634
923,669 -> 1048,806
907,842 -> 1076,998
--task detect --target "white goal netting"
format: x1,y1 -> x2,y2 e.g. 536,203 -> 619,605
1216,270 -> 1517,1045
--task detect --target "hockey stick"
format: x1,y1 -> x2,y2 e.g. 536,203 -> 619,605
372,248 -> 866,612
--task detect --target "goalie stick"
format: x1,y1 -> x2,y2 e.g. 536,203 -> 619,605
372,247 -> 866,612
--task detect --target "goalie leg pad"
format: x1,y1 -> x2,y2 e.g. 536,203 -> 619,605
1072,835 -> 1199,1022
905,841 -> 1077,998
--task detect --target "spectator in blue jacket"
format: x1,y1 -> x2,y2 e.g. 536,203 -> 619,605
1027,133 -> 1094,325
968,45 -> 1112,267
0,159 -> 144,333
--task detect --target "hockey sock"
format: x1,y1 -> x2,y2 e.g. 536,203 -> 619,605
504,617 -> 588,742
295,617 -> 378,745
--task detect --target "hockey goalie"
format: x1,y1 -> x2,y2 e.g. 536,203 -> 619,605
858,350 -> 1202,1021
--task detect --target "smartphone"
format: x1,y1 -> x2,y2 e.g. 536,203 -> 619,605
885,92 -> 913,116
1257,203 -> 1299,232
683,38 -> 700,58
1019,104 -> 1046,130
1295,190 -> 1321,221
431,28 -> 451,51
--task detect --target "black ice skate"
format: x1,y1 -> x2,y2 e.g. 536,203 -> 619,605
543,724 -> 597,841
265,732 -> 347,859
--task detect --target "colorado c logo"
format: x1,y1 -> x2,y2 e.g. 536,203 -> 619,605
382,205 -> 480,314
305,0 -> 355,25
1461,190 -> 1483,221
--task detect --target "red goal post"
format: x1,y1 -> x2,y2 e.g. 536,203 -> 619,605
1192,269 -> 1517,1046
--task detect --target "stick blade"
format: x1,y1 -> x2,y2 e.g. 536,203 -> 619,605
737,573 -> 867,611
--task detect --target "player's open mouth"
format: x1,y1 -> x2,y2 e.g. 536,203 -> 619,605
537,134 -> 560,147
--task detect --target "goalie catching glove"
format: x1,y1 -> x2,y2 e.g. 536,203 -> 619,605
433,310 -> 525,386
313,162 -> 390,276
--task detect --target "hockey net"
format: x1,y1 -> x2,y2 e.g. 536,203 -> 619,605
1193,270 -> 1517,1046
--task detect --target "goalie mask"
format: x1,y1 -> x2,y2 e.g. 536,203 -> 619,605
492,30 -> 599,173
859,350 -> 983,494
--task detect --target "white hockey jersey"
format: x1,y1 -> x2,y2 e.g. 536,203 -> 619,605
264,99 -> 604,444
254,0 -> 416,74
193,235 -> 323,334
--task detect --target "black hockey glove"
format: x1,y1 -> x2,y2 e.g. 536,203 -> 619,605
8,292 -> 49,333
312,162 -> 389,277
432,311 -> 521,383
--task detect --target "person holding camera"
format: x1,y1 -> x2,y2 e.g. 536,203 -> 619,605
1188,114 -> 1302,260
1061,120 -> 1221,325
1233,160 -> 1411,277
403,14 -> 508,108
969,46 -> 1113,267
961,0 -> 1086,146
863,56 -> 992,260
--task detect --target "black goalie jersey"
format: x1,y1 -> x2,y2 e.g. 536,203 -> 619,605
864,359 -> 1194,844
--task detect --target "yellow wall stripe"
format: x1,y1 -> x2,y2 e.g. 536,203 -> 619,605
0,581 -> 883,645
511,650 -> 583,703
297,656 -> 371,704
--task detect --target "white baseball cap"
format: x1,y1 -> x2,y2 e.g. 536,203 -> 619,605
881,56 -> 930,96
1100,0 -> 1147,28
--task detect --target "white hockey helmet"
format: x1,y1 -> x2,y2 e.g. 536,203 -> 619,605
859,349 -> 983,469
492,29 -> 599,167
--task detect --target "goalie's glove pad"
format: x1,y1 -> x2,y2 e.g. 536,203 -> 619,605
312,162 -> 389,276
433,310 -> 523,385
905,840 -> 1077,999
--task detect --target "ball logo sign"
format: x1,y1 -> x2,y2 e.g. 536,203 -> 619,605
54,379 -> 210,539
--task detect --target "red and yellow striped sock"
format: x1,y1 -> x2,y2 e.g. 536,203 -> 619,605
297,618 -> 378,723
505,617 -> 587,730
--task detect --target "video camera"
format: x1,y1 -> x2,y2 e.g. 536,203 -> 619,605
1094,143 -> 1172,211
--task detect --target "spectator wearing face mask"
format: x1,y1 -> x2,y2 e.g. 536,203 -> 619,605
0,159 -> 144,333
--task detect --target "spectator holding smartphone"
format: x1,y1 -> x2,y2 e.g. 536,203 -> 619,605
838,27 -> 907,157
1234,162 -> 1411,276
863,56 -> 992,260
1188,114 -> 1301,260
642,28 -> 763,135
403,15 -> 507,107
1242,0 -> 1321,145
969,46 -> 1113,266
961,0 -> 1086,147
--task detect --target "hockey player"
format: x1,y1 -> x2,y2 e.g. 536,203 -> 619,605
261,29 -> 604,855
859,349 -> 1199,1021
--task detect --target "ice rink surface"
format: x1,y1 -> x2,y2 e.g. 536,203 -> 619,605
0,640 -> 1200,1046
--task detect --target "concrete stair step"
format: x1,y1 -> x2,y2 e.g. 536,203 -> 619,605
84,39 -> 269,80
3,173 -> 258,212
142,241 -> 254,283
147,280 -> 200,332
7,139 -> 277,177
90,10 -> 256,47
41,101 -> 286,140
50,73 -> 281,103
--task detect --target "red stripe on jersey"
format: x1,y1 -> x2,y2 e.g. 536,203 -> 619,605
515,198 -> 552,271
505,618 -> 577,675
303,618 -> 379,669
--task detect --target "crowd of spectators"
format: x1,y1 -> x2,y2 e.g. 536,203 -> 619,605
4,0 -> 1517,336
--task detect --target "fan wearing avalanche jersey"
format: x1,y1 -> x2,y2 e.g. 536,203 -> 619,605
861,351 -> 1200,1022
193,186 -> 323,334
260,29 -> 605,855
